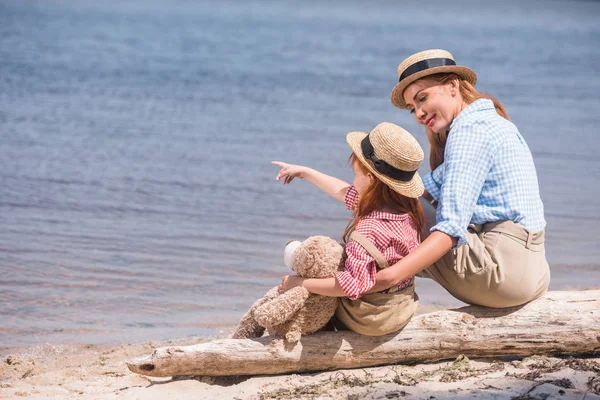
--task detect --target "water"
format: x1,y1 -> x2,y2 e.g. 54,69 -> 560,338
1,0 -> 599,348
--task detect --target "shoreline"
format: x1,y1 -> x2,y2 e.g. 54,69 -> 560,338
0,300 -> 453,351
4,273 -> 599,350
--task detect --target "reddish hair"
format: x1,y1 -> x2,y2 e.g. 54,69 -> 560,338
342,154 -> 425,243
421,73 -> 509,171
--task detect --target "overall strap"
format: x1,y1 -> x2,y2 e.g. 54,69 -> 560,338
349,231 -> 390,269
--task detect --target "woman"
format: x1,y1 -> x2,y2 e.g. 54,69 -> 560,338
281,49 -> 550,309
373,49 -> 550,308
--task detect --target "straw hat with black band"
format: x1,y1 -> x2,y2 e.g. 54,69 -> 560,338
346,122 -> 424,199
390,49 -> 477,109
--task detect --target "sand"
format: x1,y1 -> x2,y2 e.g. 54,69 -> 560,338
2,329 -> 599,400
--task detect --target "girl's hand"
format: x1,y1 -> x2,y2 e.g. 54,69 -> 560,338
280,275 -> 305,292
271,161 -> 307,185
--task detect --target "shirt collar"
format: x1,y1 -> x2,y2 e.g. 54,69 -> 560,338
450,98 -> 495,130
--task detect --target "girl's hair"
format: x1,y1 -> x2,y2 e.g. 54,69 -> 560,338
423,73 -> 509,171
342,154 -> 425,243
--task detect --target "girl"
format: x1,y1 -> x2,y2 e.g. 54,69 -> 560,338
371,49 -> 550,308
273,122 -> 425,336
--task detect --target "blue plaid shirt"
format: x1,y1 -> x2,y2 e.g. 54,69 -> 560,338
422,99 -> 546,248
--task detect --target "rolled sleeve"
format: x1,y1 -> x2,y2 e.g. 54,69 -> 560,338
344,185 -> 358,211
431,220 -> 469,248
431,121 -> 499,248
422,164 -> 444,201
336,238 -> 377,299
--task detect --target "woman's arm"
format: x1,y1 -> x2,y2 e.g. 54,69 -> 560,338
272,161 -> 350,202
368,231 -> 457,292
422,190 -> 438,209
422,190 -> 434,203
280,233 -> 456,296
280,276 -> 347,297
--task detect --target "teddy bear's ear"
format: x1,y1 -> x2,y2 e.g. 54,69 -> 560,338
284,240 -> 302,270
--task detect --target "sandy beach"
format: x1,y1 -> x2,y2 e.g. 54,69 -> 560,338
2,307 -> 599,400
1,338 -> 599,400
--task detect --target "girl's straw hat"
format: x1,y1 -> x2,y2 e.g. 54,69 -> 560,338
346,122 -> 424,198
390,49 -> 477,109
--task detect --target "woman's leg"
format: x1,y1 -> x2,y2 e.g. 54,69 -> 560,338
423,222 -> 550,308
416,199 -> 550,308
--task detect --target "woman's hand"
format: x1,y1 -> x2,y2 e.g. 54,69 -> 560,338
271,161 -> 308,185
373,231 -> 456,291
280,275 -> 305,292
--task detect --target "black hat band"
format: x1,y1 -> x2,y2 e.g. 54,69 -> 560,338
399,58 -> 456,83
360,135 -> 417,182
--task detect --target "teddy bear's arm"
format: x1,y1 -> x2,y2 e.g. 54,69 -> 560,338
253,286 -> 310,329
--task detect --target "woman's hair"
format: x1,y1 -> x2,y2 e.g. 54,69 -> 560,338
342,154 -> 425,243
422,73 -> 509,171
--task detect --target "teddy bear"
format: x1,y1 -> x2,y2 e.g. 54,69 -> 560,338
231,235 -> 344,343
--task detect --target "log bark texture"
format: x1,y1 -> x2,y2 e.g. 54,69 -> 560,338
127,290 -> 600,377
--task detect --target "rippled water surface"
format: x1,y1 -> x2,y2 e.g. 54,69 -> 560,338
1,0 -> 599,347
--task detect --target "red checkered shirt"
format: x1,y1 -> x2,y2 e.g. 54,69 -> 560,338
336,186 -> 419,300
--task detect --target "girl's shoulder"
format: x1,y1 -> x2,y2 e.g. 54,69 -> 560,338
354,212 -> 418,243
357,210 -> 411,227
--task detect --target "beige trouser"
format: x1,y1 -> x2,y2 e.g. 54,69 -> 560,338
418,200 -> 551,308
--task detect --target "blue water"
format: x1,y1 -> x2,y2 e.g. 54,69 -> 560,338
1,0 -> 599,348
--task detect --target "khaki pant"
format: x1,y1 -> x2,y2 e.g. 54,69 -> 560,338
335,283 -> 418,336
419,199 -> 550,308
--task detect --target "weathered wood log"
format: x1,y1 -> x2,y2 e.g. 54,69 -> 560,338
127,290 -> 600,377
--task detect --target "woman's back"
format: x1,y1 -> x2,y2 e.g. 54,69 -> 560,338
428,98 -> 546,245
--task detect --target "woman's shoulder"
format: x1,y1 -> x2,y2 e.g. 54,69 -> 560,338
449,101 -> 517,148
452,99 -> 516,133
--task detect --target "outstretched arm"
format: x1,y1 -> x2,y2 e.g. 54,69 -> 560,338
271,161 -> 350,202
369,231 -> 456,292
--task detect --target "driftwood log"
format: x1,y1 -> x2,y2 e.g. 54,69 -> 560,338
128,290 -> 600,377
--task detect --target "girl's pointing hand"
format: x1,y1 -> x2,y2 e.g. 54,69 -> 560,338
271,161 -> 307,185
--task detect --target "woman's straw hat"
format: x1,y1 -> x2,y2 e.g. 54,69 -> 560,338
390,49 -> 477,109
346,122 -> 424,198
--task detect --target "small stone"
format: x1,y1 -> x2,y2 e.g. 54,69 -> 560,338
5,355 -> 21,365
